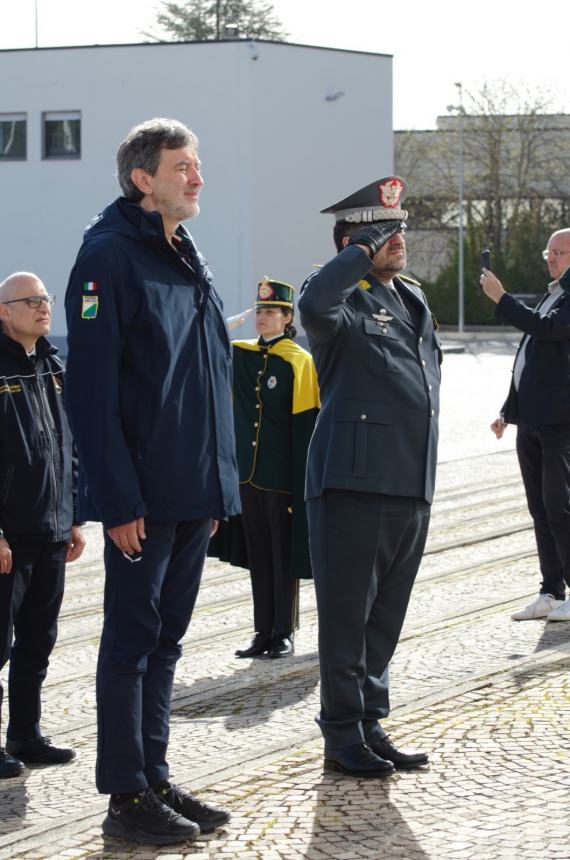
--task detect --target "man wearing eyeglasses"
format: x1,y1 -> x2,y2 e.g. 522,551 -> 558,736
481,228 -> 570,622
0,272 -> 85,779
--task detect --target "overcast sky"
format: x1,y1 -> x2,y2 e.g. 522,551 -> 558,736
1,0 -> 569,129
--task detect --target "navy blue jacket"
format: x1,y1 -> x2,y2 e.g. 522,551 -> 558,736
64,197 -> 240,528
299,246 -> 441,504
497,287 -> 570,426
0,332 -> 76,542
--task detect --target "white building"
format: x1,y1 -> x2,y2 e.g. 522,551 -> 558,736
0,39 -> 393,338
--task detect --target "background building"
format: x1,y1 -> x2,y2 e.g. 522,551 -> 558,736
0,39 -> 393,339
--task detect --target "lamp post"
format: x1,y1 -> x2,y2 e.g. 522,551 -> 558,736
447,82 -> 465,333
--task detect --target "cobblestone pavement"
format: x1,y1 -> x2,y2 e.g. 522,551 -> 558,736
2,336 -> 570,860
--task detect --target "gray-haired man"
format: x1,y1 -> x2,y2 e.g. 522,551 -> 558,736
65,119 -> 240,845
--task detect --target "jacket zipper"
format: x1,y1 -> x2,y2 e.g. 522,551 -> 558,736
32,375 -> 59,538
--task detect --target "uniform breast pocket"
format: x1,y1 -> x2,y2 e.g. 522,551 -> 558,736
363,318 -> 401,373
330,400 -> 394,478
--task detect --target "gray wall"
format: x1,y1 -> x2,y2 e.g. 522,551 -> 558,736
0,40 -> 393,335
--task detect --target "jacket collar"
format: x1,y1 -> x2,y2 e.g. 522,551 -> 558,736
0,331 -> 56,361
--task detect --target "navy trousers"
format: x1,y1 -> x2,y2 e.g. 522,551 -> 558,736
96,518 -> 211,794
307,490 -> 430,749
0,540 -> 67,741
516,422 -> 570,600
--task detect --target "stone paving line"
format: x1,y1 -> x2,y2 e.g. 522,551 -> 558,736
2,338 -> 569,860
3,652 -> 570,860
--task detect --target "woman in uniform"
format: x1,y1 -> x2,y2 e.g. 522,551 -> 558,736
212,278 -> 319,659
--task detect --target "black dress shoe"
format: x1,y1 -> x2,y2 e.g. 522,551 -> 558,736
324,743 -> 395,777
0,748 -> 25,779
153,780 -> 230,833
235,633 -> 272,658
269,635 -> 294,658
5,735 -> 76,765
103,787 -> 200,845
367,736 -> 429,769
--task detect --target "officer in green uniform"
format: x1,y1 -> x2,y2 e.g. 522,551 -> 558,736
211,279 -> 319,658
298,177 -> 442,777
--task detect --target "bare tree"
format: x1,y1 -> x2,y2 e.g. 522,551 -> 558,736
147,0 -> 288,41
396,79 -> 570,298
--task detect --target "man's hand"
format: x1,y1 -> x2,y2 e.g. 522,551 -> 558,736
66,525 -> 86,563
0,538 -> 12,575
480,270 -> 506,304
348,220 -> 403,258
107,517 -> 146,555
490,417 -> 507,439
210,519 -> 219,537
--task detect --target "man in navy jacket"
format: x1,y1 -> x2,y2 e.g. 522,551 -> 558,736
0,272 -> 84,780
482,229 -> 570,623
65,119 -> 240,846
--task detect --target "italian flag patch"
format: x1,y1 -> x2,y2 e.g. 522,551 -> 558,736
83,281 -> 98,291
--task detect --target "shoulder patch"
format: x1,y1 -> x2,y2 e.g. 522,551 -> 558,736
400,274 -> 421,287
81,295 -> 99,319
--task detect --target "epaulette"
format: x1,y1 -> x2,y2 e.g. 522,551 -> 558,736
400,274 -> 421,287
300,269 -> 320,295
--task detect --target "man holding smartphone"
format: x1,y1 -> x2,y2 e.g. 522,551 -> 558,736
481,228 -> 570,622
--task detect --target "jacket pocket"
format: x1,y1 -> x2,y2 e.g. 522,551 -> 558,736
331,401 -> 393,477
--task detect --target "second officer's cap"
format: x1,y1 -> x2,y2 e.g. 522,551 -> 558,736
321,176 -> 408,224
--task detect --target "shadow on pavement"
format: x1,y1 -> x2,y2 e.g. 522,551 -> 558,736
172,651 -> 320,730
308,773 -> 431,859
0,772 -> 29,835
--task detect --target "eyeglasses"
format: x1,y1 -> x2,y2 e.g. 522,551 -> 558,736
542,249 -> 570,260
2,295 -> 56,309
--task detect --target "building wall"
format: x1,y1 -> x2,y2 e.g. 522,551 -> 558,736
0,40 -> 393,336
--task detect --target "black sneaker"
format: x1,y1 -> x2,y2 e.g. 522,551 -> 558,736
153,780 -> 230,833
5,736 -> 76,765
102,787 -> 200,845
0,748 -> 25,779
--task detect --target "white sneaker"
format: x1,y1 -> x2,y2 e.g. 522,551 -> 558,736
511,594 -> 563,621
547,596 -> 570,622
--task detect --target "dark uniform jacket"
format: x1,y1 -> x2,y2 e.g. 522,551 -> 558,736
298,245 -> 441,504
210,335 -> 319,579
0,332 -> 76,542
497,285 -> 570,426
64,197 -> 240,528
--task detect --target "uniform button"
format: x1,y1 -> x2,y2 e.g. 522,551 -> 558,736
287,506 -> 292,514
421,359 -> 426,367
431,409 -> 435,416
255,404 -> 260,409
255,387 -> 260,392
252,441 -> 256,446
381,327 -> 387,334
257,370 -> 262,376
419,336 -> 423,344
360,414 -> 367,420
428,384 -> 433,391
254,422 -> 259,427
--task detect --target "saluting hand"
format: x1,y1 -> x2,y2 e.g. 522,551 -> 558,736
0,538 -> 12,574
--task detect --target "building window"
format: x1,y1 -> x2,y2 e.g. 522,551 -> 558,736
0,114 -> 26,160
42,111 -> 81,159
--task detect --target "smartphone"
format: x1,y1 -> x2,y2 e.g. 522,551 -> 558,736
480,249 -> 491,290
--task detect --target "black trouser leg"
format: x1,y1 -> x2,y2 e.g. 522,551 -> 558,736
0,541 -> 67,742
517,424 -> 569,599
308,490 -> 429,749
239,483 -> 295,636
